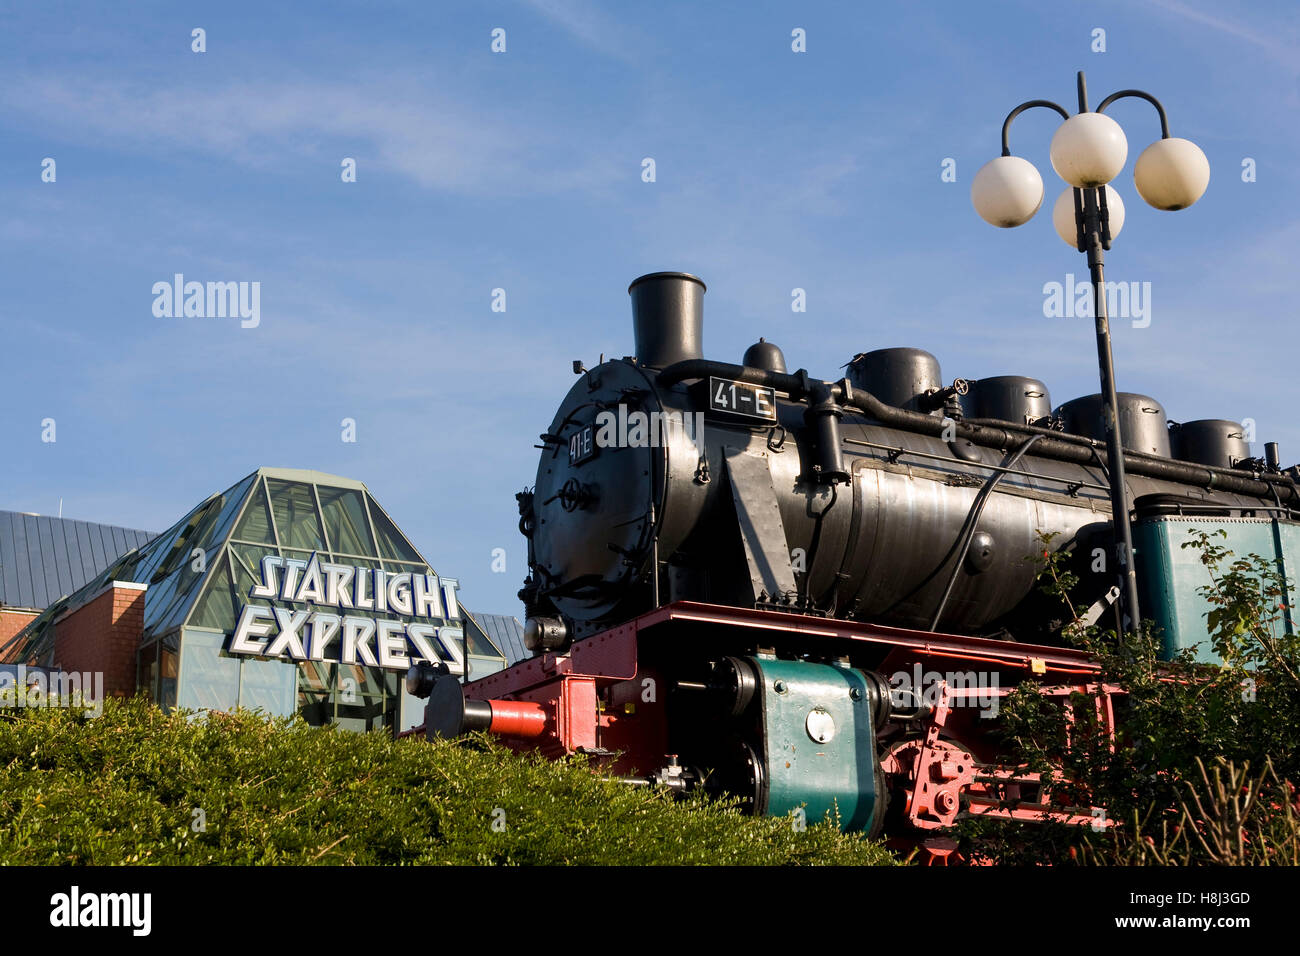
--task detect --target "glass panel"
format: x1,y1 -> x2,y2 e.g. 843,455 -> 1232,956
369,665 -> 397,697
368,497 -> 421,562
171,554 -> 209,611
338,663 -> 385,698
128,539 -> 165,586
230,543 -> 276,603
295,660 -> 400,730
176,629 -> 241,712
146,496 -> 225,586
204,474 -> 256,547
334,699 -> 392,733
461,616 -> 503,658
299,690 -> 332,727
298,660 -> 333,695
132,522 -> 186,586
148,544 -> 215,636
190,556 -> 238,631
185,490 -> 238,559
267,480 -> 325,551
466,655 -> 506,680
160,642 -> 178,709
142,568 -> 183,626
110,550 -> 144,584
156,577 -> 203,637
400,687 -> 426,733
239,656 -> 297,717
319,487 -> 375,557
297,661 -> 333,726
138,643 -> 158,702
232,480 -> 275,545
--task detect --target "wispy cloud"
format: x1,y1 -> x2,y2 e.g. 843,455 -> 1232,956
1143,0 -> 1300,72
1,74 -> 626,195
516,0 -> 637,60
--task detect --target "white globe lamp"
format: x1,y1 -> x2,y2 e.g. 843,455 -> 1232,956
971,156 -> 1044,228
1052,185 -> 1125,247
1049,112 -> 1128,187
1133,137 -> 1210,210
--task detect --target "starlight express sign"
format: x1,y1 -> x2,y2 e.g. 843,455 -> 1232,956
229,553 -> 466,674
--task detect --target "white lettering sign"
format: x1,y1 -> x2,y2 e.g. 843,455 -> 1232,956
229,553 -> 465,673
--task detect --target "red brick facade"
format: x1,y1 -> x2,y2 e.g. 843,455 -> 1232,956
51,583 -> 146,698
0,607 -> 39,647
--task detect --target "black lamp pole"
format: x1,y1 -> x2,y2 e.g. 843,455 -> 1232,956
1073,71 -> 1141,635
998,70 -> 1179,636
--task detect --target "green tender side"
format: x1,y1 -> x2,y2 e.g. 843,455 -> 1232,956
1134,515 -> 1300,664
753,658 -> 877,832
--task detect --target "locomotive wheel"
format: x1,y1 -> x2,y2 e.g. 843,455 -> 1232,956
866,759 -> 889,840
879,736 -> 981,831
701,737 -> 767,815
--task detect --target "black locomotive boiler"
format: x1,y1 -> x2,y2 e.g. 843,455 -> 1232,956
516,271 -> 1291,650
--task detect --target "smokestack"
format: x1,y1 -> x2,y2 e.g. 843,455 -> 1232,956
628,272 -> 705,369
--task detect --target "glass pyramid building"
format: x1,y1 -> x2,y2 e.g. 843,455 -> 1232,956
7,468 -> 506,733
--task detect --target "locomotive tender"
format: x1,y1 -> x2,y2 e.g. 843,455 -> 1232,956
411,272 -> 1300,851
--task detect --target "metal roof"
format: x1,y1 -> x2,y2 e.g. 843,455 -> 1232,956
476,613 -> 528,666
253,467 -> 369,491
0,511 -> 157,611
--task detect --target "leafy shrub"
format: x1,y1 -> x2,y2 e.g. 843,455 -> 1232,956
958,529 -> 1300,865
0,698 -> 894,866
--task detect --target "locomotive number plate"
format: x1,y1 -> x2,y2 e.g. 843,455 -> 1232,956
568,423 -> 598,466
708,377 -> 777,422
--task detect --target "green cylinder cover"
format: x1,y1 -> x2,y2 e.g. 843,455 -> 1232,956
752,657 -> 878,832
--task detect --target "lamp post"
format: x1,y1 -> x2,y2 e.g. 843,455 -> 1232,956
971,71 -> 1210,635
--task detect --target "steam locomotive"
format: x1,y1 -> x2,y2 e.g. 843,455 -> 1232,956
409,272 -> 1300,855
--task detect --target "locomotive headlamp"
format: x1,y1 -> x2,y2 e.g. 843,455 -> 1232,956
973,71 -> 1211,637
406,661 -> 445,698
524,616 -> 569,652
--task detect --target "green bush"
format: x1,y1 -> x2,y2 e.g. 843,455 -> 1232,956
959,529 -> 1300,865
0,697 -> 894,866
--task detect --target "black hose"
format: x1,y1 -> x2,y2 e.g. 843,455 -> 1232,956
657,359 -> 811,396
928,435 -> 1044,631
799,483 -> 838,607
963,417 -> 1090,445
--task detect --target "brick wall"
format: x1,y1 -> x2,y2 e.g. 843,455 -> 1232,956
0,607 -> 39,649
52,583 -> 146,698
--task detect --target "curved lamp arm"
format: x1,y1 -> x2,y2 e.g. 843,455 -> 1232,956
1096,89 -> 1171,139
1000,100 -> 1071,156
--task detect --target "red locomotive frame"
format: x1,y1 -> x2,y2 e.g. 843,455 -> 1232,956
426,600 -> 1120,861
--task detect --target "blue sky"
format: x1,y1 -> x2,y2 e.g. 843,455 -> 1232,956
2,0 -> 1297,617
